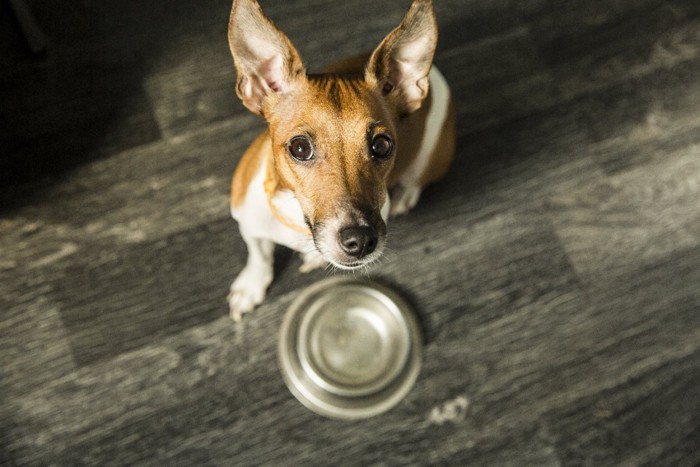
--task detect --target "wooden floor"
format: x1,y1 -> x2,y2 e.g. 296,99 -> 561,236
2,0 -> 700,464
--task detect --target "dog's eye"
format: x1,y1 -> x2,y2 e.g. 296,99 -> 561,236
371,134 -> 393,160
287,136 -> 314,162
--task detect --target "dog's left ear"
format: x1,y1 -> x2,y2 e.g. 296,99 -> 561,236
366,0 -> 438,115
228,0 -> 305,115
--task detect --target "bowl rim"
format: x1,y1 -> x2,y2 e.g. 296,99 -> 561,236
278,276 -> 423,420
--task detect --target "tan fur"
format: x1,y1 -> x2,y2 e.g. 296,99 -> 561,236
231,130 -> 269,208
387,86 -> 431,187
230,61 -> 455,216
269,78 -> 392,227
419,93 -> 455,187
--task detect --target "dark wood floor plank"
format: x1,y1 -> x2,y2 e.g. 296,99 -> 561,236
586,55 -> 700,138
440,27 -> 560,134
542,350 -> 700,466
0,118 -> 262,268
0,299 -> 76,393
547,143 -> 700,284
2,0 -> 699,464
530,0 -> 700,98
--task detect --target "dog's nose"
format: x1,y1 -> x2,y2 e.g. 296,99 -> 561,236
338,225 -> 378,258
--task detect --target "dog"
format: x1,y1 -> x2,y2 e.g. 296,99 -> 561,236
226,0 -> 455,321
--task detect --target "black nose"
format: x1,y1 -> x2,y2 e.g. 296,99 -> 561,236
338,225 -> 378,258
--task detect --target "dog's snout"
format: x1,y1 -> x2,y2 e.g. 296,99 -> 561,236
338,225 -> 378,258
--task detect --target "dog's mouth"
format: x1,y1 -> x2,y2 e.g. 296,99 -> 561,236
326,256 -> 380,271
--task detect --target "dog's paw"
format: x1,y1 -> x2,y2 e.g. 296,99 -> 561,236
227,267 -> 272,322
299,250 -> 327,273
227,289 -> 262,322
390,184 -> 422,216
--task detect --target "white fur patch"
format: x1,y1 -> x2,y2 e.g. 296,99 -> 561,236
231,157 -> 314,255
400,66 -> 451,186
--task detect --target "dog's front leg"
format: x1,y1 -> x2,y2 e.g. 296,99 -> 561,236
228,228 -> 274,321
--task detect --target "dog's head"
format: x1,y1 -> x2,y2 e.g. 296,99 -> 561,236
228,0 -> 437,269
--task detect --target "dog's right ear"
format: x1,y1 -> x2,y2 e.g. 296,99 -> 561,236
228,0 -> 305,115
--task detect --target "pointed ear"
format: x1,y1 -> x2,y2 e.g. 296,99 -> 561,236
366,0 -> 438,115
228,0 -> 305,115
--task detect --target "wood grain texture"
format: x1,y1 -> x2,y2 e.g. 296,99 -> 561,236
2,0 -> 700,465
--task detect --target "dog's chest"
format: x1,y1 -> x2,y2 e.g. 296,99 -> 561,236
232,158 -> 312,250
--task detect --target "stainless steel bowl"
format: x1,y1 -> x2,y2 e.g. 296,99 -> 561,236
278,277 -> 422,419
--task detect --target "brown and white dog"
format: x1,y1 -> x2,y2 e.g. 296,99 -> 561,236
226,0 -> 455,321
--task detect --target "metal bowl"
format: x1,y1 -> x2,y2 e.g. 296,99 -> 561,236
278,277 -> 422,420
